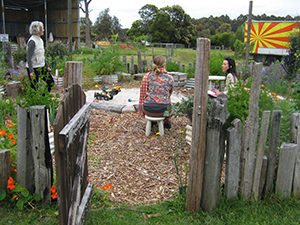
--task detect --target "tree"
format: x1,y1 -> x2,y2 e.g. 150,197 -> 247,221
284,31 -> 300,81
216,23 -> 232,33
128,4 -> 194,46
94,8 -> 122,41
79,0 -> 93,48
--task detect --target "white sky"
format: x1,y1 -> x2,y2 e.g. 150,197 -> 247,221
86,0 -> 300,29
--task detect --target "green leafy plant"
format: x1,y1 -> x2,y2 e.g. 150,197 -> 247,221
171,96 -> 194,122
284,31 -> 300,81
17,78 -> 60,126
210,51 -> 225,75
46,41 -> 69,75
12,47 -> 26,65
0,177 -> 41,210
227,79 -> 274,124
233,39 -> 245,59
91,45 -> 124,75
166,62 -> 180,72
292,82 -> 300,111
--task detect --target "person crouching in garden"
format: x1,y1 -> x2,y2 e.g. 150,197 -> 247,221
139,56 -> 174,129
26,21 -> 54,92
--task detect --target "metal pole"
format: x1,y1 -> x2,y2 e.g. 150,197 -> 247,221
67,0 -> 72,53
1,0 -> 5,34
245,0 -> 253,69
44,0 -> 48,47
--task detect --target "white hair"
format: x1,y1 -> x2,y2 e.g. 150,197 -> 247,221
29,21 -> 44,35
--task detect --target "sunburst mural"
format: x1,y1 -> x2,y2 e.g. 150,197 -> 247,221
244,21 -> 300,54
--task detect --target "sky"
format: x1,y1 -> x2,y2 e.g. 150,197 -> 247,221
85,0 -> 300,29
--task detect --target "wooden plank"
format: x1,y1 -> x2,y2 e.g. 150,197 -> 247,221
240,63 -> 262,199
201,96 -> 227,211
276,143 -> 297,197
67,124 -> 89,225
64,61 -> 83,89
259,156 -> 268,198
54,105 -> 70,225
252,111 -> 270,200
30,106 -> 52,202
291,113 -> 300,143
292,113 -> 300,197
225,119 -> 242,199
264,110 -> 281,196
76,183 -> 93,225
0,150 -> 10,191
54,84 -> 87,225
16,106 -> 35,193
59,103 -> 91,149
186,38 -> 210,212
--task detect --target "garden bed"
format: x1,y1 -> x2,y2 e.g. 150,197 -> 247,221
88,109 -> 191,204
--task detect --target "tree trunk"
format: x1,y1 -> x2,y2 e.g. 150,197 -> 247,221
85,1 -> 92,48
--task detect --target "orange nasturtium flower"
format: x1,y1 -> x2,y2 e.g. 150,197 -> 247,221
50,185 -> 58,199
5,120 -> 16,128
101,183 -> 113,191
10,138 -> 17,145
7,177 -> 16,191
6,133 -> 14,140
0,129 -> 6,137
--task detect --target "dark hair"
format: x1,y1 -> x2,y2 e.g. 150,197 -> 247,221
224,57 -> 237,76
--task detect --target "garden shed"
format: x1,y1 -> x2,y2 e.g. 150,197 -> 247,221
0,0 -> 80,48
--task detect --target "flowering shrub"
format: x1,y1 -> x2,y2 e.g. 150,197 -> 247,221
0,98 -> 17,152
0,177 -> 41,209
0,119 -> 17,149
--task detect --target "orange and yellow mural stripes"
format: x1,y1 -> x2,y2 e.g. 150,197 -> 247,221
244,21 -> 300,54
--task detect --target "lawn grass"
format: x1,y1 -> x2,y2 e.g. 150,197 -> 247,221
1,192 -> 299,225
84,193 -> 300,225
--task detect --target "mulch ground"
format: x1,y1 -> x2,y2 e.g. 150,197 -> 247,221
88,109 -> 191,205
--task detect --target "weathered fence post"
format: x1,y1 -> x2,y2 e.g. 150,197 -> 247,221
252,111 -> 270,200
240,63 -> 262,199
225,119 -> 242,199
17,106 -> 35,193
30,105 -> 52,202
137,50 -> 142,73
6,81 -> 21,98
186,38 -> 210,212
122,55 -> 127,67
130,56 -> 135,74
0,149 -> 10,190
291,113 -> 300,197
201,95 -> 227,211
64,61 -> 83,89
264,110 -> 281,196
259,156 -> 268,197
276,143 -> 297,197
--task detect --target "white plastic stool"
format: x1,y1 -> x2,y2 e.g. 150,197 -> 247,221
145,115 -> 165,136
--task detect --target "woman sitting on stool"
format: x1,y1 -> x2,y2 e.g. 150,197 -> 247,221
139,56 -> 174,129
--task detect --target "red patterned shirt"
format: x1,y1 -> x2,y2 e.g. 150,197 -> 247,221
139,71 -> 174,113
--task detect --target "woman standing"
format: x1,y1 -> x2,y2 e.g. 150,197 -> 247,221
26,21 -> 54,92
214,57 -> 238,96
139,56 -> 174,128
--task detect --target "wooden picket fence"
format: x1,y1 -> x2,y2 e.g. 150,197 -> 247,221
0,62 -> 91,224
186,38 -> 300,212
